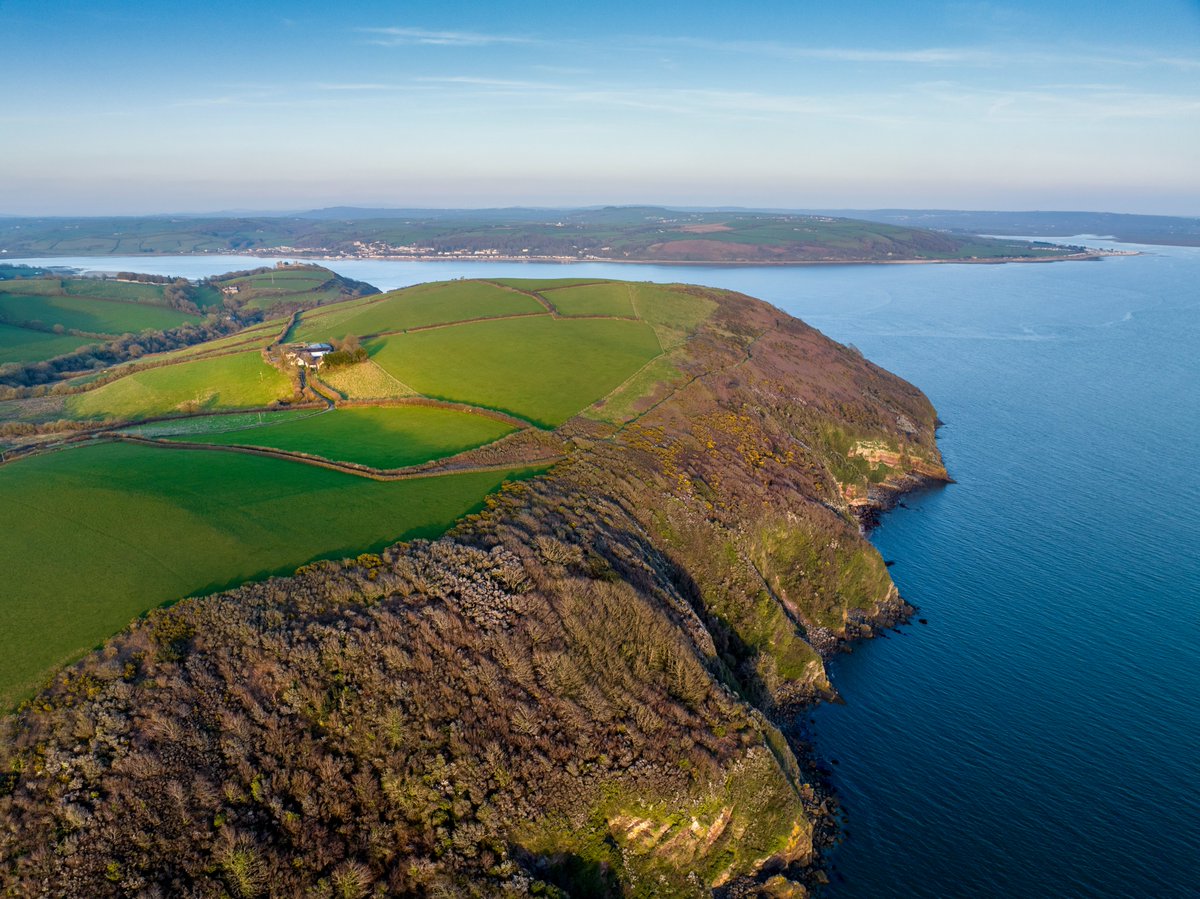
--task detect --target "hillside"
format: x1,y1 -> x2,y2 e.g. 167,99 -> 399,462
0,277 -> 947,896
0,207 -> 1091,263
807,208 -> 1200,247
0,264 -> 376,394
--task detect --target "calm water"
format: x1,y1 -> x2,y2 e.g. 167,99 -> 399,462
14,246 -> 1200,897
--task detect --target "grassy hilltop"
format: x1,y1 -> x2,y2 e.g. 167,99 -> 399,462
0,273 -> 948,896
0,206 -> 1088,263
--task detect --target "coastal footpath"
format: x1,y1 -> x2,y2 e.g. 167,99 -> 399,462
0,287 -> 947,897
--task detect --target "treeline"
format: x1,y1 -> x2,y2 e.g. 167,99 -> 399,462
111,273 -> 204,313
113,272 -> 174,284
319,334 -> 368,369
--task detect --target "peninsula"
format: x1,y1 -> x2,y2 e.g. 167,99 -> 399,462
0,273 -> 946,896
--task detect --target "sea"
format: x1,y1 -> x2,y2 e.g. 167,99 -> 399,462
11,242 -> 1199,897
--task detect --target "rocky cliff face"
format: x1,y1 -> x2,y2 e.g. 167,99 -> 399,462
0,287 -> 946,897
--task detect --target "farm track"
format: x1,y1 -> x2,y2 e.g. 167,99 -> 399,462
482,280 -> 641,323
110,432 -> 559,482
360,310 -> 550,341
485,281 -> 560,315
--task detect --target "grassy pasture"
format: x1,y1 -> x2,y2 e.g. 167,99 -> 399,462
0,279 -> 63,296
587,352 -> 687,425
0,291 -> 193,335
544,281 -> 636,317
229,269 -> 331,289
219,269 -> 349,312
67,349 -> 294,420
63,278 -> 166,303
0,440 -> 538,707
493,278 -> 603,291
171,404 -> 515,469
369,316 -> 662,427
627,283 -> 717,348
240,286 -> 345,312
190,284 -> 225,308
319,359 -> 415,399
119,408 -> 319,438
293,280 -> 545,342
0,322 -> 93,365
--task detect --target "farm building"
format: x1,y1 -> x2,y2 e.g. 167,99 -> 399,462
284,342 -> 334,368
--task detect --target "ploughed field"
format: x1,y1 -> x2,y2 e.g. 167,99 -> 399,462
0,275 -> 718,706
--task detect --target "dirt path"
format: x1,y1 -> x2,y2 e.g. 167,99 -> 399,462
111,432 -> 558,482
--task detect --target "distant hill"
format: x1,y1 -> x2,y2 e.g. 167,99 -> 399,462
804,209 -> 1200,247
0,208 -> 1093,263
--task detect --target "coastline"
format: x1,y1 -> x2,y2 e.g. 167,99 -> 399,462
773,454 -> 954,894
9,249 -> 1134,267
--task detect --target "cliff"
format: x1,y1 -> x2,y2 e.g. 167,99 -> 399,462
0,287 -> 947,897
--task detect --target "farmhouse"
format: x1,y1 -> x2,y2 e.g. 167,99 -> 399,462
284,342 -> 334,368
220,284 -> 241,296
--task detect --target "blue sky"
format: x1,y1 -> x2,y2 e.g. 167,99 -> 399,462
2,0 -> 1197,215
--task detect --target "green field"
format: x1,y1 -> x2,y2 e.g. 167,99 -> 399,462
544,281 -> 637,317
0,322 -> 93,364
292,280 -> 544,342
215,268 -> 353,313
369,316 -> 662,427
319,359 -> 415,399
62,278 -> 166,303
0,440 -> 538,707
168,404 -> 515,469
625,283 -> 718,348
0,291 -> 193,335
229,270 -> 330,291
587,352 -> 687,425
493,278 -> 602,291
67,349 -> 294,419
0,279 -> 63,296
119,408 -> 319,438
189,284 -> 225,308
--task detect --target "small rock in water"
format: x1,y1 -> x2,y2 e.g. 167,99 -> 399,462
884,559 -> 896,567
918,618 -> 928,625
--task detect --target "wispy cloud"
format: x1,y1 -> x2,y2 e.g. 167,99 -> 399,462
651,37 -> 996,65
414,76 -> 561,90
312,82 -> 399,91
646,36 -> 1200,72
360,27 -> 537,47
917,82 -> 1200,121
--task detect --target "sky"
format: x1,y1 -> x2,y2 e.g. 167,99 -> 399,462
1,0 -> 1198,216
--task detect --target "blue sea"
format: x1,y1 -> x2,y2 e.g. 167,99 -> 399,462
14,243 -> 1200,897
